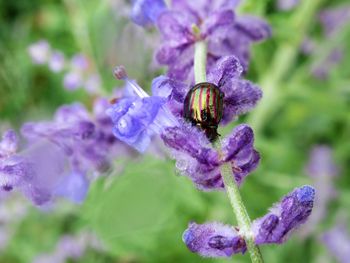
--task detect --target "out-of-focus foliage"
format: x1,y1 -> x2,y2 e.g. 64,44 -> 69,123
0,0 -> 349,262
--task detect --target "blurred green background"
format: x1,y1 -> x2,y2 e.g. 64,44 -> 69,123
0,0 -> 349,262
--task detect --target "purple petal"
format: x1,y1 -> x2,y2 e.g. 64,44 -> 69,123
171,0 -> 239,19
201,10 -> 234,37
252,185 -> 315,244
54,172 -> 89,203
156,11 -> 195,43
107,96 -> 167,152
183,221 -> 246,257
0,130 -> 19,158
234,15 -> 272,41
161,123 -> 219,173
221,124 -> 254,162
151,75 -> 188,117
131,0 -> 167,27
221,79 -> 262,124
207,56 -> 243,87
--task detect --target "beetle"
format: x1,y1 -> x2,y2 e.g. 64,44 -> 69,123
183,82 -> 224,142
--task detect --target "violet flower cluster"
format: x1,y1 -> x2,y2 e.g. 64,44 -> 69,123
184,186 -> 315,257
28,40 -> 101,93
106,0 -> 316,259
132,0 -> 271,81
0,99 -> 131,206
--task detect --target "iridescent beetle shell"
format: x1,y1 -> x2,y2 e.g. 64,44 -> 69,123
183,82 -> 224,142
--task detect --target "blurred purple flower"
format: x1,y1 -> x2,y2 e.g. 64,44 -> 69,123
306,145 -> 338,178
319,5 -> 350,37
183,221 -> 246,258
0,99 -> 128,206
33,231 -> 103,263
48,51 -> 65,72
154,0 -> 271,81
322,224 -> 350,263
85,74 -> 101,94
277,0 -> 299,11
28,40 -> 51,64
131,0 -> 167,27
252,185 -> 315,244
71,54 -> 90,71
300,146 -> 338,238
311,5 -> 350,79
63,72 -> 83,90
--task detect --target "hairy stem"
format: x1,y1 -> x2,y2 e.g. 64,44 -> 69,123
193,40 -> 264,263
217,152 -> 264,263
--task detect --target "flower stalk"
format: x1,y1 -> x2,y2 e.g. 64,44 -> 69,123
193,39 -> 264,263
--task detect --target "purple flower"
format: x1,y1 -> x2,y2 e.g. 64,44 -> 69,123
155,1 -> 271,81
63,72 -> 83,90
319,5 -> 350,37
28,40 -> 51,64
300,146 -> 338,238
322,224 -> 350,263
107,96 -> 168,152
154,56 -> 262,125
252,185 -> 315,244
71,54 -> 89,71
0,99 -> 127,206
310,5 -> 350,79
131,0 -> 167,27
162,123 -> 260,190
48,51 -> 65,72
277,0 -> 299,11
183,222 -> 246,258
109,64 -> 260,189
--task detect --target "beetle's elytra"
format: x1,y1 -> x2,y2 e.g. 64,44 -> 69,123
183,82 -> 224,142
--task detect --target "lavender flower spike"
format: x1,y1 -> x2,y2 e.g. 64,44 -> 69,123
183,222 -> 246,258
252,185 -> 315,244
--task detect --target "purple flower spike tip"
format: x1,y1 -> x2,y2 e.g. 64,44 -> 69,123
183,222 -> 246,258
252,185 -> 315,245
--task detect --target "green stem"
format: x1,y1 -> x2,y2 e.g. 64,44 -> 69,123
193,40 -> 264,263
218,154 -> 264,263
194,41 -> 207,83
